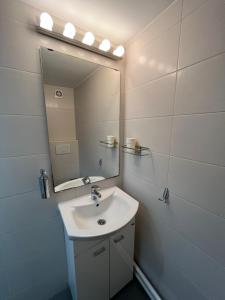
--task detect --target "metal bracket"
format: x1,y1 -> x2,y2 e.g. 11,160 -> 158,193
158,187 -> 169,204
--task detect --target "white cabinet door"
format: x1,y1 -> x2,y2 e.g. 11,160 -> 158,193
110,221 -> 135,298
75,240 -> 109,300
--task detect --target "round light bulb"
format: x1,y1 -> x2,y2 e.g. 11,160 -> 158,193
63,23 -> 76,39
99,39 -> 111,52
113,45 -> 125,57
82,32 -> 95,46
40,12 -> 53,31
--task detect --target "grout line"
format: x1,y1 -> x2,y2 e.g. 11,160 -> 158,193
125,169 -> 225,222
123,110 -> 225,121
169,190 -> 225,221
123,139 -> 225,170
166,0 -> 183,187
124,156 -> 225,219
0,113 -> 44,117
138,191 -> 225,275
181,0 -> 209,20
169,154 -> 225,169
0,65 -> 41,75
125,50 -> 225,93
125,0 -> 181,48
0,188 -> 38,201
124,147 -> 225,169
178,50 -> 225,73
0,153 -> 48,160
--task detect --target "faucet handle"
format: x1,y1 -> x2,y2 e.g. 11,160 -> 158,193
91,185 -> 100,191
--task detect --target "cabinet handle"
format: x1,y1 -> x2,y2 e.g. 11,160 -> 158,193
93,246 -> 106,257
113,235 -> 124,243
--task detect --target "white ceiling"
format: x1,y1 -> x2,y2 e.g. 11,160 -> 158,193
22,0 -> 174,44
41,48 -> 99,87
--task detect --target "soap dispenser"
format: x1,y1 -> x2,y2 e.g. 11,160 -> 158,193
39,169 -> 50,199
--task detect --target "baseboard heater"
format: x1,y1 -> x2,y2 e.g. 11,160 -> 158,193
134,262 -> 162,300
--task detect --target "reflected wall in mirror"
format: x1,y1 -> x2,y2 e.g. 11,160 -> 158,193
40,48 -> 120,192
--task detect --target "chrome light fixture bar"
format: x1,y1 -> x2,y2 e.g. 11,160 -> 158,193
37,13 -> 125,61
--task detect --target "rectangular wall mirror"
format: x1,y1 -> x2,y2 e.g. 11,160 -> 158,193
40,48 -> 120,192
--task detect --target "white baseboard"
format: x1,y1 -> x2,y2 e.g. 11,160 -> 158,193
134,262 -> 162,300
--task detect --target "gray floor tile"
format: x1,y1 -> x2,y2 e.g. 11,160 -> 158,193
50,279 -> 149,300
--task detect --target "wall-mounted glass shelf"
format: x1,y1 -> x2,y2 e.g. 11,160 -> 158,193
122,145 -> 150,156
100,140 -> 118,148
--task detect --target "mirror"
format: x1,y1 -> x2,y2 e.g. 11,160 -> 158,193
40,48 -> 120,192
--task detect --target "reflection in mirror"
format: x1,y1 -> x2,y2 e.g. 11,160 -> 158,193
40,48 -> 120,192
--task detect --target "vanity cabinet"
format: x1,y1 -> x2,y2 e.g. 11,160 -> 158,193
110,220 -> 135,298
65,220 -> 135,300
75,240 -> 109,300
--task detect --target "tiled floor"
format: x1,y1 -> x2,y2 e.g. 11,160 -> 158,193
51,279 -> 149,300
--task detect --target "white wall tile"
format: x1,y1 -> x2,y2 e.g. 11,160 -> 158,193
124,0 -> 225,299
0,68 -> 44,116
179,0 -> 225,68
46,108 -> 76,141
127,166 -> 225,266
167,193 -> 225,267
0,0 -> 39,27
168,157 -> 225,217
0,218 -> 64,270
135,212 -> 208,300
0,1 -> 123,299
0,191 -> 57,236
175,53 -> 225,114
0,17 -> 42,73
0,268 -> 10,300
125,73 -> 176,119
171,113 -> 225,165
182,0 -> 208,18
137,205 -> 225,300
124,117 -> 172,154
123,152 -> 169,189
0,115 -> 48,157
5,249 -> 66,298
129,0 -> 182,50
124,175 -> 225,300
160,219 -> 225,300
126,23 -> 180,89
0,154 -> 49,199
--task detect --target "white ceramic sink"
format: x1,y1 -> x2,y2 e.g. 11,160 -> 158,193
58,186 -> 139,239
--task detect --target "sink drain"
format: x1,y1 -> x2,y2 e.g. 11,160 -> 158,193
97,219 -> 106,225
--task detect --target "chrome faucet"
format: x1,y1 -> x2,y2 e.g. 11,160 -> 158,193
91,185 -> 101,204
82,176 -> 91,185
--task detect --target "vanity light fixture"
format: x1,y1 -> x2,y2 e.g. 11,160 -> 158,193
63,22 -> 76,39
113,45 -> 125,57
37,12 -> 125,60
40,12 -> 53,31
99,39 -> 111,52
82,32 -> 95,46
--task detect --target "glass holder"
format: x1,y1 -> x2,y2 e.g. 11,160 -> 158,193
99,140 -> 118,148
121,145 -> 150,156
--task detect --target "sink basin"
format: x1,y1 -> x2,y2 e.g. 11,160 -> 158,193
58,186 -> 139,239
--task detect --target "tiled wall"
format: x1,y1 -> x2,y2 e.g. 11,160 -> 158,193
44,85 -> 80,185
75,67 -> 120,178
0,0 -> 122,299
123,0 -> 225,299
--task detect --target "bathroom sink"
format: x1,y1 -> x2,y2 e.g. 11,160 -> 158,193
58,186 -> 139,239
